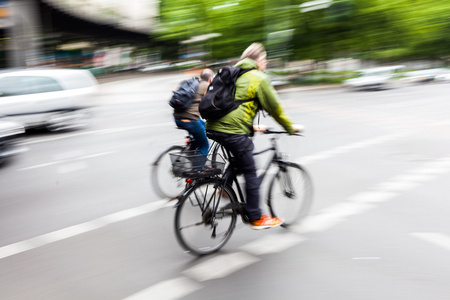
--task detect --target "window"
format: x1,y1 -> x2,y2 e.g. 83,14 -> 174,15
0,76 -> 63,96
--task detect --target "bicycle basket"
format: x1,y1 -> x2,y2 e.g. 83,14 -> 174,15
169,151 -> 225,178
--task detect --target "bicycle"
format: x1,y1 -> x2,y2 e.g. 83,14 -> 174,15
151,129 -> 227,199
172,127 -> 313,255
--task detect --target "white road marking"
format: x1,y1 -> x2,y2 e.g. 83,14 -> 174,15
373,181 -> 421,192
19,161 -> 60,170
411,166 -> 450,175
182,252 -> 260,282
347,191 -> 398,204
295,202 -> 376,233
123,277 -> 202,300
299,133 -> 402,165
18,151 -> 115,171
389,173 -> 437,183
0,200 -> 167,260
410,233 -> 450,251
295,154 -> 450,234
21,123 -> 173,145
240,233 -> 306,255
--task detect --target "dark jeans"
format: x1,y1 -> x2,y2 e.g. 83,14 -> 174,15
175,118 -> 209,169
207,130 -> 262,221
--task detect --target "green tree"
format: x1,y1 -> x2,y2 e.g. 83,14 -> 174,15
155,0 -> 450,63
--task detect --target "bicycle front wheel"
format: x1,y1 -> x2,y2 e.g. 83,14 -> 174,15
175,180 -> 237,255
267,162 -> 313,227
151,145 -> 186,199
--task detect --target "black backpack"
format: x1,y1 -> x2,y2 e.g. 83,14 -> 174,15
199,67 -> 252,120
169,77 -> 199,112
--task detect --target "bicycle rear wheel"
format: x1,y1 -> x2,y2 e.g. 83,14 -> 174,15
175,180 -> 237,255
267,162 -> 313,227
151,145 -> 186,199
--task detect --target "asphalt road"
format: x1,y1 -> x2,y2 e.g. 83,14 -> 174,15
1,75 -> 450,300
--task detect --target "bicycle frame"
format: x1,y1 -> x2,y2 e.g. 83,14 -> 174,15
173,130 -> 310,255
177,132 -> 300,222
223,135 -> 284,206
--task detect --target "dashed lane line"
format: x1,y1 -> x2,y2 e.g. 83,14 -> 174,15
410,233 -> 450,251
21,123 -> 173,145
239,233 -> 307,256
294,155 -> 450,235
18,151 -> 115,171
299,133 -> 403,165
123,277 -> 203,300
182,252 -> 261,282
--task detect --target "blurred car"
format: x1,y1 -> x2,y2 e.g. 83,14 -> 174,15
401,68 -> 450,84
139,62 -> 172,72
0,68 -> 98,132
0,119 -> 26,165
139,60 -> 202,72
434,70 -> 450,82
343,65 -> 404,91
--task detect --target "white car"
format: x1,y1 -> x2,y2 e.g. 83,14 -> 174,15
0,119 -> 26,165
401,68 -> 449,84
434,71 -> 450,82
344,65 -> 404,91
0,68 -> 98,131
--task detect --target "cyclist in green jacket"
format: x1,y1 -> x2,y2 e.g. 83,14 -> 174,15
206,43 -> 301,229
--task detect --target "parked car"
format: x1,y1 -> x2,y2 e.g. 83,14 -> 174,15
343,65 -> 404,91
401,68 -> 450,84
0,119 -> 26,165
0,68 -> 98,132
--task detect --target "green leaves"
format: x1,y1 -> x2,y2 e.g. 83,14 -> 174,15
156,0 -> 450,61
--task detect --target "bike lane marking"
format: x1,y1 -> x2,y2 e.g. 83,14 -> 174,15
299,132 -> 403,165
123,277 -> 202,300
410,233 -> 450,251
239,232 -> 307,256
182,252 -> 261,282
294,155 -> 450,234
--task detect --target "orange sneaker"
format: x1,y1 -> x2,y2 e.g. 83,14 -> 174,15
251,215 -> 283,230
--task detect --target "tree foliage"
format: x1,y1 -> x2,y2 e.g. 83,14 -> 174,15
155,0 -> 450,62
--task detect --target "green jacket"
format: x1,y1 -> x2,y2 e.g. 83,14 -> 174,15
205,58 -> 294,135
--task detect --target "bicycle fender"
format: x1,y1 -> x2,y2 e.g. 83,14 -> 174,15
173,181 -> 197,208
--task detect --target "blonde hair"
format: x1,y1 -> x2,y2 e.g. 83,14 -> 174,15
240,43 -> 267,61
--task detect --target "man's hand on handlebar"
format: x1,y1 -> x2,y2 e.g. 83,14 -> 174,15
253,124 -> 268,132
291,124 -> 305,133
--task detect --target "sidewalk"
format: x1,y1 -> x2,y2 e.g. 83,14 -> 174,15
95,70 -> 342,92
277,84 -> 342,93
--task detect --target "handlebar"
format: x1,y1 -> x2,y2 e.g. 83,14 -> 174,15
253,124 -> 304,136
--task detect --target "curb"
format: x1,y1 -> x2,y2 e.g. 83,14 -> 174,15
277,84 -> 343,93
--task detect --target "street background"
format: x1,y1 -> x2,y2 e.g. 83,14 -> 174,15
1,73 -> 450,299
